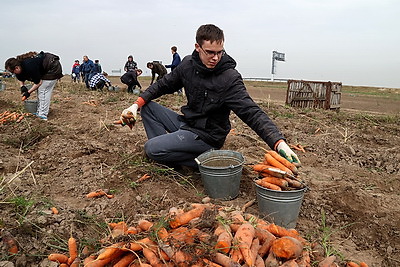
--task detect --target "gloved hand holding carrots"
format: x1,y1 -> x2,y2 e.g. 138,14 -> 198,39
116,97 -> 146,129
275,140 -> 301,166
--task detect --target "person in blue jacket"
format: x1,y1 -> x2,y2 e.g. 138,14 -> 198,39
165,46 -> 181,71
81,55 -> 95,88
165,46 -> 183,94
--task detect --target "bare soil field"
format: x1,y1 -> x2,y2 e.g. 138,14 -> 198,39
0,76 -> 399,266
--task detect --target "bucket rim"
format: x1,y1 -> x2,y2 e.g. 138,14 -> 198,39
195,149 -> 245,168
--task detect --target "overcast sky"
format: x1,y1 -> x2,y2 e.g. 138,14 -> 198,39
1,0 -> 399,88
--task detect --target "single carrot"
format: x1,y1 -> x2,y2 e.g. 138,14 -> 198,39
142,247 -> 163,267
86,190 -> 107,198
215,231 -> 232,254
271,236 -> 303,260
249,237 -> 260,266
67,236 -> 78,265
86,189 -> 114,199
69,257 -> 80,267
113,252 -> 137,267
22,96 -> 27,101
97,242 -> 125,261
169,206 -> 207,228
267,150 -> 299,173
16,115 -> 24,123
137,173 -> 151,182
264,223 -> 302,240
233,223 -> 255,266
48,253 -> 69,263
172,250 -> 192,265
213,252 -> 241,267
284,177 -> 304,189
127,226 -> 139,235
264,154 -> 294,175
255,227 -> 276,257
255,179 -> 282,191
137,219 -> 154,231
260,176 -> 288,188
264,250 -> 280,267
253,164 -> 287,179
230,246 -> 243,263
50,207 -> 59,214
359,263 -> 369,267
2,232 -> 18,255
110,221 -> 128,238
83,255 -> 96,265
124,237 -> 155,251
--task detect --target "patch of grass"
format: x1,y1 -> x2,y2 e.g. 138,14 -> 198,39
318,209 -> 345,260
10,196 -> 35,223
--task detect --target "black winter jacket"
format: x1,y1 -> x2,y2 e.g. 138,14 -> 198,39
17,51 -> 63,84
140,50 -> 285,149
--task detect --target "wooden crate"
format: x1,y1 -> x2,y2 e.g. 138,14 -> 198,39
286,80 -> 341,110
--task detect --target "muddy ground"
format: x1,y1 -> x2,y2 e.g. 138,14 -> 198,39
0,76 -> 399,266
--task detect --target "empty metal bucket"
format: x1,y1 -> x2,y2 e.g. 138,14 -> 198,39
255,183 -> 306,228
24,99 -> 38,114
195,150 -> 244,200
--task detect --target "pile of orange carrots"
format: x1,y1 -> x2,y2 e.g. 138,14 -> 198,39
0,111 -> 29,124
46,203 -> 369,266
47,203 -> 312,266
252,150 -> 306,191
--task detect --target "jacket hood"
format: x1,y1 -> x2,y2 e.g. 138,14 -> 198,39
191,50 -> 236,75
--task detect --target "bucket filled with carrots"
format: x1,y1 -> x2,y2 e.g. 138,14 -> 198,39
195,150 -> 244,200
252,150 -> 307,228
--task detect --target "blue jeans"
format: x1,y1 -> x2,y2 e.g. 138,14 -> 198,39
141,101 -> 214,168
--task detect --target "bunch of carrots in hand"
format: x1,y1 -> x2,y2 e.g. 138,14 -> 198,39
0,111 -> 29,124
253,150 -> 307,191
46,202 -> 369,267
114,111 -> 136,130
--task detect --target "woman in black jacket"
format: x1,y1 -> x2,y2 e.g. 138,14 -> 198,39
5,51 -> 63,120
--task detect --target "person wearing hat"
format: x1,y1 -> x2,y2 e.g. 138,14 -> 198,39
124,55 -> 137,72
71,60 -> 80,83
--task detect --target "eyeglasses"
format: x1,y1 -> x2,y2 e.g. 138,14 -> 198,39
199,46 -> 225,58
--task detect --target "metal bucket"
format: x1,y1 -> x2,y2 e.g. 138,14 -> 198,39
255,183 -> 306,228
24,99 -> 38,114
195,150 -> 244,200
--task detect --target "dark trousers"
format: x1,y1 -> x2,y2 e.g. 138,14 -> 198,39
141,101 -> 214,168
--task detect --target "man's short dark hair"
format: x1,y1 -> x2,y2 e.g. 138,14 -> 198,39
171,46 -> 177,52
196,24 -> 224,46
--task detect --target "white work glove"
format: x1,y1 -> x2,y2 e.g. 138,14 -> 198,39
277,141 -> 301,165
120,103 -> 138,127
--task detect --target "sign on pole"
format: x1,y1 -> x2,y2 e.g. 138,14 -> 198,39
271,51 -> 285,81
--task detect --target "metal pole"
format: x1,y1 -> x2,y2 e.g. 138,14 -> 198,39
271,51 -> 275,81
